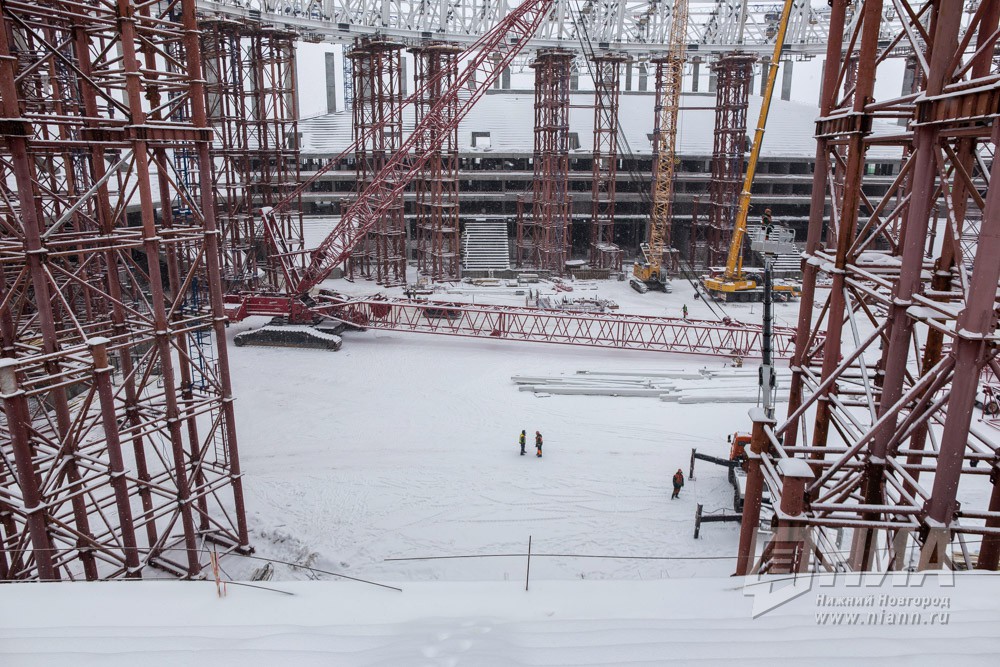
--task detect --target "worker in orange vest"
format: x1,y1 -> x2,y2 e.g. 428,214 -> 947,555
672,469 -> 685,499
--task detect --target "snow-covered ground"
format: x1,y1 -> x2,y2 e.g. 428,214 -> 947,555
228,313 -> 751,582
220,247 -> 806,583
3,574 -> 998,665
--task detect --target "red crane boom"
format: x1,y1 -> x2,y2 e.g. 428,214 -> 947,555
254,0 -> 557,302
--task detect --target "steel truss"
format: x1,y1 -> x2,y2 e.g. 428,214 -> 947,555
590,54 -> 626,272
307,298 -> 807,359
0,0 -> 249,581
737,0 -> 1000,576
702,53 -> 754,269
412,43 -> 462,282
202,21 -> 304,293
648,0 -> 689,275
516,49 -> 574,273
197,0 -> 832,56
346,37 -> 407,286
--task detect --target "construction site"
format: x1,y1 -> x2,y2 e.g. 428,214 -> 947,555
2,0 -> 1000,663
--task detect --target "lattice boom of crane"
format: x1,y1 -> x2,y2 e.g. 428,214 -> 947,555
306,297 -> 811,359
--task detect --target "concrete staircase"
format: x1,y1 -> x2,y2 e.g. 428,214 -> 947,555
461,219 -> 510,271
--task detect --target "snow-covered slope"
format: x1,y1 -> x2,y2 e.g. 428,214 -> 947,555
2,574 -> 998,665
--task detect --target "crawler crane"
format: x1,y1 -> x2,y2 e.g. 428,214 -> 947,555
632,0 -> 688,292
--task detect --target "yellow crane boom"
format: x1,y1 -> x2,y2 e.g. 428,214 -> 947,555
634,0 -> 688,288
703,0 -> 798,297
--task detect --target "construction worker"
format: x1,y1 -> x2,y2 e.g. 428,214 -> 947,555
671,468 -> 685,499
535,431 -> 543,458
682,304 -> 689,319
762,208 -> 774,239
519,430 -> 527,456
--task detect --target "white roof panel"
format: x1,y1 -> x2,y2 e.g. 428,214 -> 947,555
300,90 -> 904,160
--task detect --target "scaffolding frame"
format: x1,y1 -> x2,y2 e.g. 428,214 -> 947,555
412,43 -> 462,282
589,54 -> 626,272
0,0 -> 249,581
704,53 -> 754,269
202,21 -> 304,293
737,0 -> 1000,576
347,38 -> 406,286
516,49 -> 574,273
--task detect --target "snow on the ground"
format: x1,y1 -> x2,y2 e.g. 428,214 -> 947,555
227,318 -> 750,582
3,574 -> 998,666
218,241 -> 800,582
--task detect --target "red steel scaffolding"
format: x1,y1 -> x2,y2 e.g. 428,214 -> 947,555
516,49 -> 574,272
247,28 -> 304,292
346,38 -> 407,286
704,53 -> 754,269
589,54 -> 626,272
412,43 -> 462,282
0,0 -> 249,580
202,22 -> 304,294
737,0 -> 1000,575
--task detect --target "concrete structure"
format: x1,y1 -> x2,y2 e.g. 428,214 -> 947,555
298,90 -> 905,267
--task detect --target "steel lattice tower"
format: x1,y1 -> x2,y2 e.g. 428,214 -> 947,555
590,54 -> 626,272
737,0 -> 1000,576
704,53 -> 754,269
412,43 -> 462,282
346,38 -> 406,286
0,0 -> 249,581
516,49 -> 573,273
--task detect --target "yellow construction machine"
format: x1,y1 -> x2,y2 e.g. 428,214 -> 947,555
632,0 -> 687,293
701,0 -> 802,303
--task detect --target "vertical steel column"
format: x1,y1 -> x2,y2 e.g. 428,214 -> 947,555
705,54 -> 754,269
783,0 -> 849,447
516,49 -> 573,273
183,1 -> 252,553
347,38 -> 406,286
809,0 -> 884,454
735,410 -> 775,576
769,460 -> 813,574
412,43 -> 462,282
589,54 -> 625,272
0,361 -> 56,580
0,0 -> 249,580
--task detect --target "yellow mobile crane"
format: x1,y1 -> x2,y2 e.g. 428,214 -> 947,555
701,0 -> 801,302
632,0 -> 688,292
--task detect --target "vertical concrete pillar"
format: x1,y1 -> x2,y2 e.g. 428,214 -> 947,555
781,59 -> 793,101
325,52 -> 338,112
